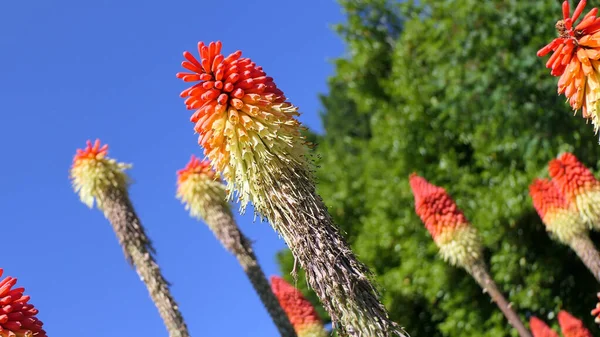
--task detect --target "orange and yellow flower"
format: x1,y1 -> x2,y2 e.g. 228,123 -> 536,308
558,310 -> 593,337
409,173 -> 482,268
538,0 -> 600,134
548,152 -> 600,229
270,276 -> 328,337
176,41 -> 308,213
530,316 -> 559,337
0,269 -> 46,337
176,155 -> 227,219
529,178 -> 587,243
70,139 -> 130,209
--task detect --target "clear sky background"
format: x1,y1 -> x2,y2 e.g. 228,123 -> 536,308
0,1 -> 345,335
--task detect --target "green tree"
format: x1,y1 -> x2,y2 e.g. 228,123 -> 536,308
278,0 -> 600,336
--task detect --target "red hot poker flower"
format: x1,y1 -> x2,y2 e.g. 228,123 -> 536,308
270,276 -> 327,337
548,152 -> 600,229
0,269 -> 46,337
176,41 -> 305,211
409,173 -> 482,268
176,155 -> 216,185
558,310 -> 593,337
529,178 -> 587,243
530,316 -> 559,337
538,0 -> 600,134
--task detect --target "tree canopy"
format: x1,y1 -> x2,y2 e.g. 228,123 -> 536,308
278,0 -> 600,336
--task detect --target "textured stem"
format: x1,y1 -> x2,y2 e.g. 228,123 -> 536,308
568,235 -> 600,282
102,188 -> 191,337
469,262 -> 532,337
204,206 -> 297,337
262,172 -> 403,337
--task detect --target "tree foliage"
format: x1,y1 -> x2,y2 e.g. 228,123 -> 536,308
278,0 -> 600,336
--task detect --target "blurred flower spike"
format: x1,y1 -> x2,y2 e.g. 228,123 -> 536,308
270,276 -> 328,337
548,152 -> 600,229
529,316 -> 559,337
70,139 -> 130,209
558,310 -> 593,337
176,154 -> 226,220
529,178 -> 587,243
408,173 -> 483,268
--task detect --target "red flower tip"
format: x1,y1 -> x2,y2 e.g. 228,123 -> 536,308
73,139 -> 108,163
270,276 -> 323,331
176,155 -> 216,184
530,316 -> 559,337
558,310 -> 593,337
408,174 -> 468,239
548,152 -> 599,202
176,41 -> 286,151
529,179 -> 569,219
0,269 -> 46,337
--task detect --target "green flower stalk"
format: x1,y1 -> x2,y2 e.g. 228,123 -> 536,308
530,178 -> 600,282
176,41 -> 402,336
176,155 -> 296,337
409,173 -> 532,337
70,140 -> 190,337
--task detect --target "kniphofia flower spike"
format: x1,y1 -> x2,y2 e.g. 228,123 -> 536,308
548,152 -> 600,230
70,139 -> 130,209
409,173 -> 482,268
0,269 -> 46,337
177,41 -> 403,336
558,310 -> 593,337
529,316 -> 559,337
176,156 -> 297,337
529,178 -> 587,243
271,276 -> 328,337
176,41 -> 306,212
538,0 -> 600,135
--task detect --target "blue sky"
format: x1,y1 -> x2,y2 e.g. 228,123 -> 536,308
0,1 -> 344,335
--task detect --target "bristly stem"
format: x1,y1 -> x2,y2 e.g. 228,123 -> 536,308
263,170 -> 404,337
568,234 -> 600,282
469,262 -> 532,337
102,188 -> 191,337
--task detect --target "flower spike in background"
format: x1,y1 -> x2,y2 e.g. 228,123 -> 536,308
177,41 -> 402,336
270,276 -> 328,337
409,173 -> 532,337
529,178 -> 587,244
529,178 -> 600,281
558,310 -> 593,337
408,173 -> 482,268
548,152 -> 600,230
71,140 -> 190,337
0,269 -> 46,337
537,0 -> 600,136
529,316 -> 559,337
176,155 -> 297,337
